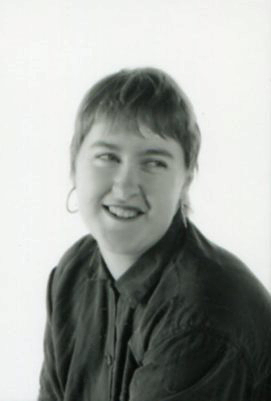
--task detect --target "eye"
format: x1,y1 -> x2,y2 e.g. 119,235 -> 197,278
95,153 -> 120,163
144,159 -> 168,169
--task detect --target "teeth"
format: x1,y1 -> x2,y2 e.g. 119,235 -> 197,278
107,206 -> 140,219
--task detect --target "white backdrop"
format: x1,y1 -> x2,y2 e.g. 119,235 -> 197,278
1,1 -> 270,400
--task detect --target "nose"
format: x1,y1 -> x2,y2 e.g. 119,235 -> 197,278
112,163 -> 141,201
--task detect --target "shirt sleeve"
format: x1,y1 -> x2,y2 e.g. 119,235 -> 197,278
128,328 -> 253,401
38,268 -> 63,401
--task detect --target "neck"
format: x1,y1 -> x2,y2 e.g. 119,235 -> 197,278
99,248 -> 140,280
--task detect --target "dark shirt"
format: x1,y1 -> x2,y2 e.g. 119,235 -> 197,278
38,215 -> 271,401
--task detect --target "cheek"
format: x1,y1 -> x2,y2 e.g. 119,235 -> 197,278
76,167 -> 113,203
149,175 -> 183,206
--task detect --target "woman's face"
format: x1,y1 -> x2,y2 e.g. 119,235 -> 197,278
74,117 -> 191,259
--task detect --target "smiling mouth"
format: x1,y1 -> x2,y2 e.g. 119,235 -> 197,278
103,205 -> 144,220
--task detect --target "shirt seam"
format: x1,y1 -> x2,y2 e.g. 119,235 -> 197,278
142,323 -> 255,387
254,369 -> 271,388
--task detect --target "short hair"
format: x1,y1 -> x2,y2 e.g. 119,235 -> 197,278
70,67 -> 201,177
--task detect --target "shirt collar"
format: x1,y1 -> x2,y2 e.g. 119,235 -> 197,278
110,212 -> 186,306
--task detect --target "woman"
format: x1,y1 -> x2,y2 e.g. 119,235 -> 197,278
38,67 -> 271,401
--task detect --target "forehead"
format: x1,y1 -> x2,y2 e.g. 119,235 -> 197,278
82,116 -> 181,149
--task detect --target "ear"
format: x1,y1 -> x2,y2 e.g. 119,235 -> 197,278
70,169 -> 76,189
180,170 -> 194,199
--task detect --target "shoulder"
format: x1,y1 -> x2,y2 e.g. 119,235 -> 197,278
183,220 -> 250,274
57,234 -> 95,272
50,234 -> 97,297
170,221 -> 271,368
179,221 -> 271,315
177,221 -> 271,325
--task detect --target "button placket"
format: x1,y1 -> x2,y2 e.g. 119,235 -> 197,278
105,352 -> 113,366
107,285 -> 117,400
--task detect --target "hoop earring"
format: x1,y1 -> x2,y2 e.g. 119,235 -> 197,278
66,187 -> 79,214
180,201 -> 187,228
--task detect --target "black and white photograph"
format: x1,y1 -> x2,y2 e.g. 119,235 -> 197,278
1,1 -> 271,400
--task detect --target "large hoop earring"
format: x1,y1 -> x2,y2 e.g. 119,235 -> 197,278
180,201 -> 187,228
66,187 -> 78,214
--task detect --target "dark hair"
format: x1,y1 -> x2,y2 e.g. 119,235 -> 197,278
70,67 -> 201,177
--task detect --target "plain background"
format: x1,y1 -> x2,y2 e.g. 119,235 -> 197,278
1,1 -> 270,400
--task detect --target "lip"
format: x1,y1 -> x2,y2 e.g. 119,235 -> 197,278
102,204 -> 145,221
103,203 -> 146,213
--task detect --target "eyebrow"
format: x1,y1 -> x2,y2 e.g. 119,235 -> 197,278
90,141 -> 174,159
90,141 -> 120,150
142,148 -> 174,159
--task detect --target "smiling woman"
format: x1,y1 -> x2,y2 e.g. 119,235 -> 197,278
38,68 -> 271,401
74,118 -> 190,275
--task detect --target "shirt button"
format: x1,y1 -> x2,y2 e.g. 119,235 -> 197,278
105,353 -> 113,366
